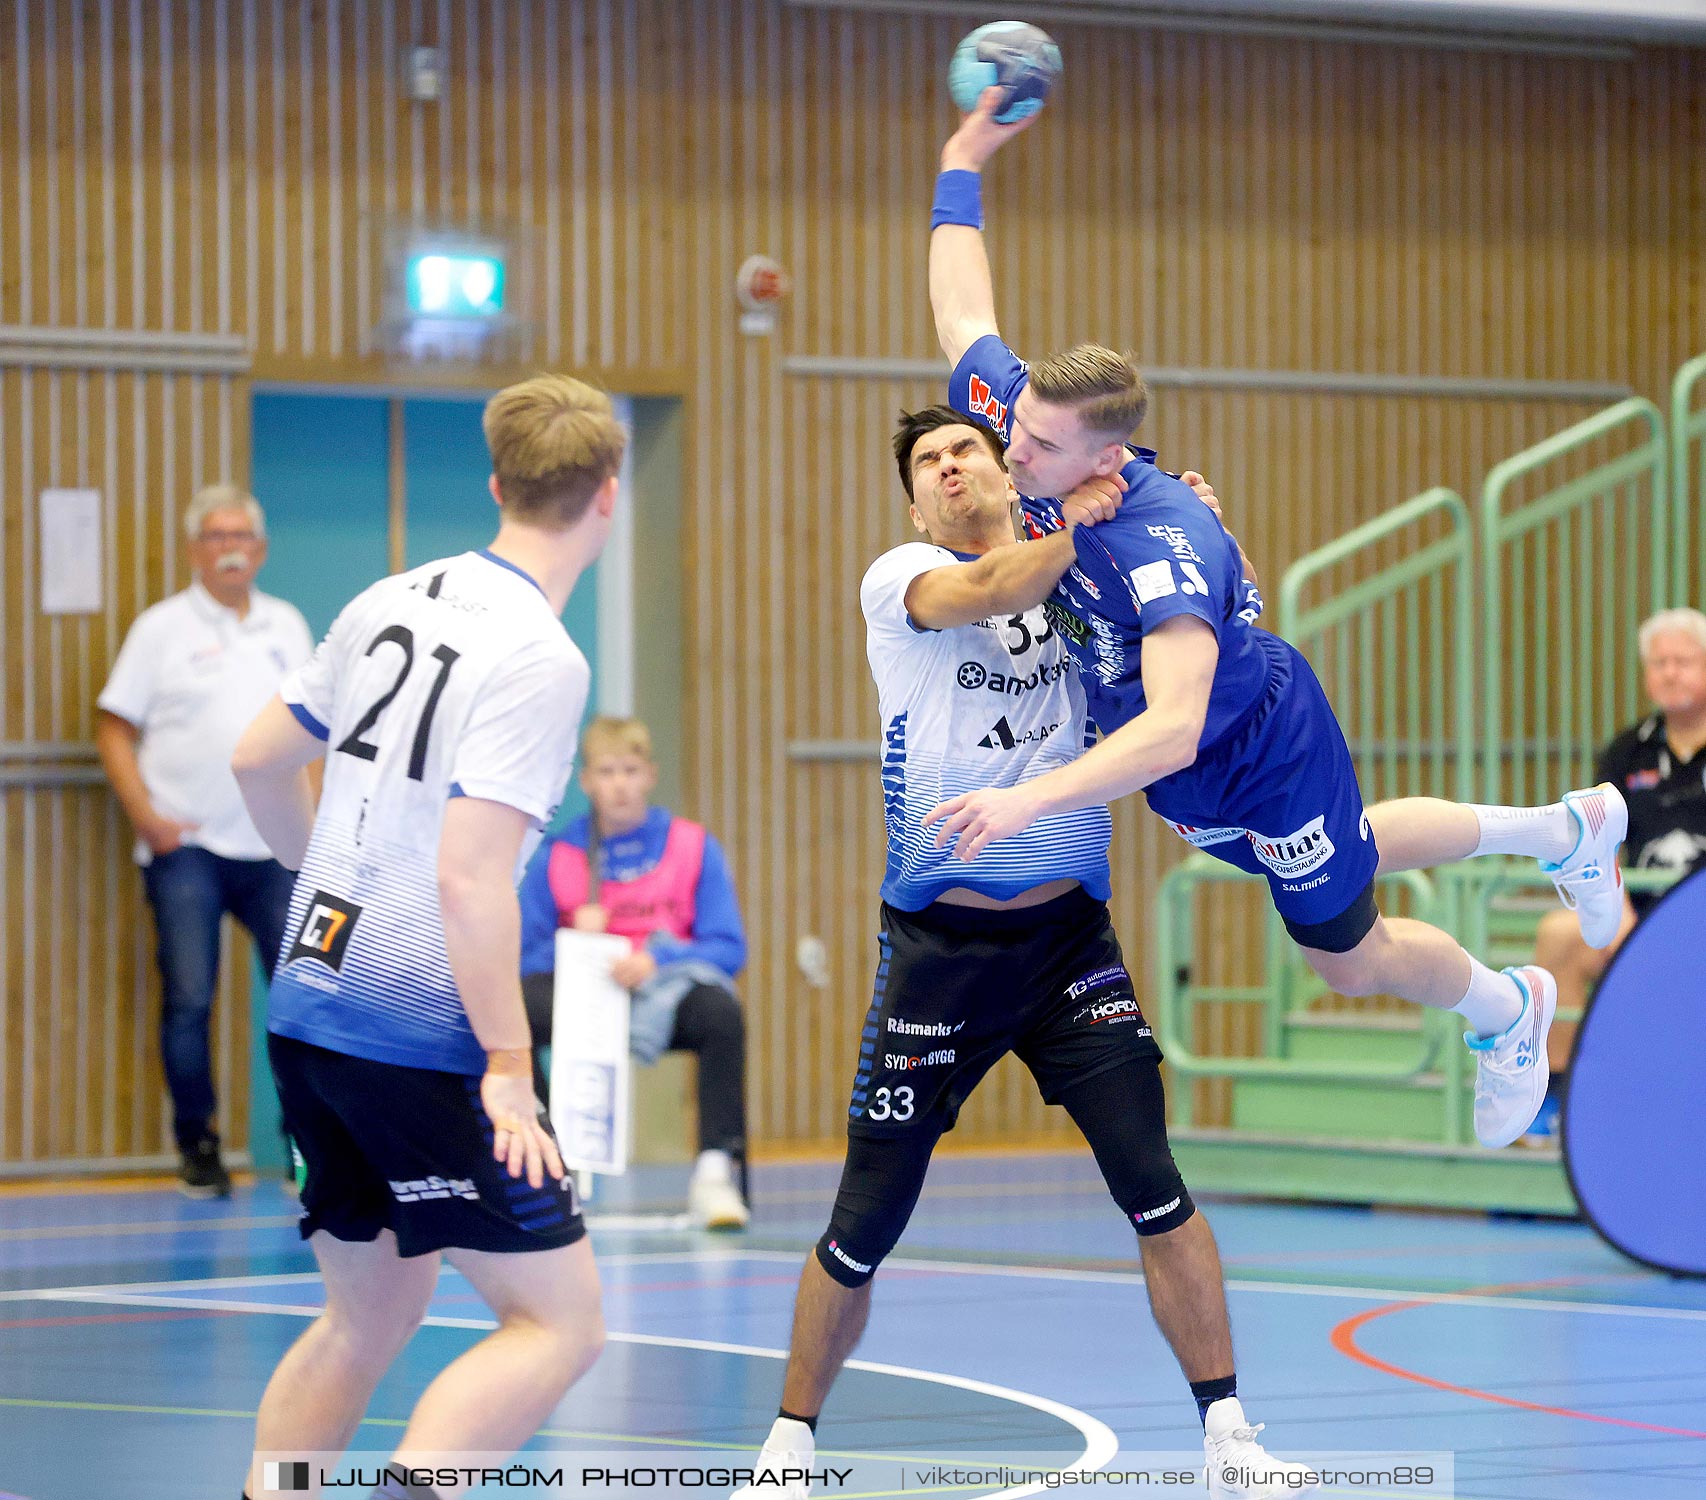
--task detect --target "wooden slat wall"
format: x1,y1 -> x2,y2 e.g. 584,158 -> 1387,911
2,1 -> 1702,1166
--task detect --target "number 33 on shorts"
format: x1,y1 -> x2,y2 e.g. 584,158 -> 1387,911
866,1086 -> 915,1122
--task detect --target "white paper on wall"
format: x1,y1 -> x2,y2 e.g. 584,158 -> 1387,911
40,488 -> 103,615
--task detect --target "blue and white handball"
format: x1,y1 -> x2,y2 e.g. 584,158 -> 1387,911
948,21 -> 1062,124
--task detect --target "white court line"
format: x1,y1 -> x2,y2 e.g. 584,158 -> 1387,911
8,1251 -> 1706,1323
647,1249 -> 1706,1324
3,1278 -> 1117,1500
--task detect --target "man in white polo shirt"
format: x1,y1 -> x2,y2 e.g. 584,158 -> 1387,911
96,483 -> 314,1197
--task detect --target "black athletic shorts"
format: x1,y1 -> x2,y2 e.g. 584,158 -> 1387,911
846,886 -> 1163,1136
269,1032 -> 586,1258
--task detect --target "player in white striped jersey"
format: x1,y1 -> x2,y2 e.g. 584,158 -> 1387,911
231,375 -> 623,1500
738,406 -> 1249,1496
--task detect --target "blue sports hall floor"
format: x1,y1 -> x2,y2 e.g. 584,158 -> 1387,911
2,1150 -> 1703,1499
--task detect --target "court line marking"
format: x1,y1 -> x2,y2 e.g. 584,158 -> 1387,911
1329,1276 -> 1706,1441
4,1277 -> 1118,1500
7,1251 -> 1706,1323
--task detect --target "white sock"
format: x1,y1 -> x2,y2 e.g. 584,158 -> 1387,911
1452,957 -> 1525,1040
1468,802 -> 1577,862
764,1416 -> 816,1457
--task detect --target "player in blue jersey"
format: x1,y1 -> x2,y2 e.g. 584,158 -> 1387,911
923,95 -> 1628,1177
735,410 -> 1317,1499
229,376 -> 624,1500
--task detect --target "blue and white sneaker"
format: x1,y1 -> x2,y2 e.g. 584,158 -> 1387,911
1467,966 -> 1557,1149
1541,783 -> 1628,948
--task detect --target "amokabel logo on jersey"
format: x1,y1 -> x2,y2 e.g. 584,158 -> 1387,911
285,892 -> 363,971
1249,816 -> 1337,879
957,659 -> 1070,697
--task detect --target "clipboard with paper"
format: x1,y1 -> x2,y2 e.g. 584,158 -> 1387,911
548,928 -> 634,1178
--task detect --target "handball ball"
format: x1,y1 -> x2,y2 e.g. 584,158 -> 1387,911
948,21 -> 1062,124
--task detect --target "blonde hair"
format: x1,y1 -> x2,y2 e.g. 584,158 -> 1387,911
184,482 -> 266,540
482,373 -> 628,527
1638,607 -> 1706,661
1027,344 -> 1149,440
580,715 -> 653,765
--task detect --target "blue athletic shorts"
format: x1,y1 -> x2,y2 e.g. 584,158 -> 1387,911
1145,633 -> 1380,952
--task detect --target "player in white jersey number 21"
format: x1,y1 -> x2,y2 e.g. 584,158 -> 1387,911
230,376 -> 625,1500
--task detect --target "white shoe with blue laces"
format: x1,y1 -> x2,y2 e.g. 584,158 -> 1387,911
1541,783 -> 1628,949
1467,966 -> 1557,1148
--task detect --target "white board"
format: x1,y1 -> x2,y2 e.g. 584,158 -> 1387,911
548,929 -> 634,1177
39,488 -> 103,614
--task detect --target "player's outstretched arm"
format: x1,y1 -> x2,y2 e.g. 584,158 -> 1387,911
905,530 -> 1074,629
231,695 -> 325,870
924,616 -> 1219,858
929,87 -> 1038,366
441,796 -> 566,1189
904,472 -> 1125,629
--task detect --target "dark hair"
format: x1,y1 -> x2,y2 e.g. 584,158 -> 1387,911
892,405 -> 1006,502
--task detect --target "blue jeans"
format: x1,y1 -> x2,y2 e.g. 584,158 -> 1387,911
141,847 -> 295,1150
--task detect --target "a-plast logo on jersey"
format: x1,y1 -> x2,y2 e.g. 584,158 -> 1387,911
285,892 -> 363,970
978,715 -> 1062,750
1249,816 -> 1337,879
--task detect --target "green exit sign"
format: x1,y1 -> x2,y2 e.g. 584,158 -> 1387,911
404,251 -> 506,318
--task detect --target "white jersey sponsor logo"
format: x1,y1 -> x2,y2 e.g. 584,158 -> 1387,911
1250,815 -> 1337,879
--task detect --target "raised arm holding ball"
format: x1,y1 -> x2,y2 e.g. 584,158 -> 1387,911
925,68 -> 1633,1498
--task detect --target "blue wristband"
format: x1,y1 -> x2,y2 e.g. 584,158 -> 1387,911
930,169 -> 984,230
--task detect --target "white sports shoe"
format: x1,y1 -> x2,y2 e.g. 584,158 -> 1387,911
688,1149 -> 750,1231
1203,1399 -> 1320,1498
1541,782 -> 1628,948
731,1419 -> 814,1500
1467,966 -> 1557,1149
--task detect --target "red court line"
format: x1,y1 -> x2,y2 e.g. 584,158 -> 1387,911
0,1309 -> 239,1331
1329,1276 -> 1706,1439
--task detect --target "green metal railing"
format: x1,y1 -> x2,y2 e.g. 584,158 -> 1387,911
1152,360 -> 1699,1204
1670,353 -> 1706,606
1154,858 -> 1448,1108
1278,487 -> 1474,804
1479,398 -> 1667,804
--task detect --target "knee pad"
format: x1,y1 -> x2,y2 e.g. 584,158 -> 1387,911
1112,1155 -> 1195,1237
813,1130 -> 937,1288
1062,1058 -> 1196,1237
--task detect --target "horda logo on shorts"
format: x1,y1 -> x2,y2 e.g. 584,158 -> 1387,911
1250,816 -> 1337,879
887,1017 -> 964,1036
1073,996 -> 1148,1029
883,1049 -> 956,1070
388,1176 -> 479,1203
957,659 -> 1070,696
285,892 -> 363,970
